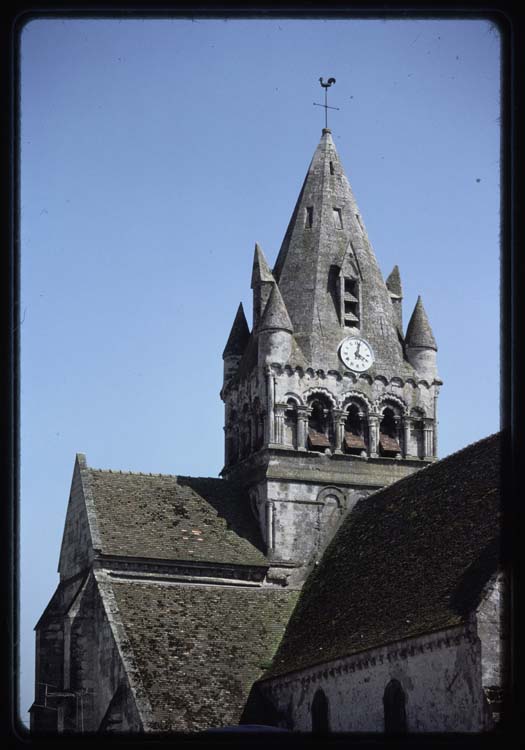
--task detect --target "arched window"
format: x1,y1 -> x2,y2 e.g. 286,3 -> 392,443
311,688 -> 330,733
283,398 -> 298,448
307,395 -> 333,452
344,401 -> 368,455
379,406 -> 402,457
383,679 -> 407,734
409,409 -> 425,458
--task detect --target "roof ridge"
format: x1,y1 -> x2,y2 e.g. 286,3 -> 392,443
88,467 -> 226,481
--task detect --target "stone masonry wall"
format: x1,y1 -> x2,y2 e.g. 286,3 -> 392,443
259,625 -> 490,733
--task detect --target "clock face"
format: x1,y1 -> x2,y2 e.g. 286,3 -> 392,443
339,337 -> 374,372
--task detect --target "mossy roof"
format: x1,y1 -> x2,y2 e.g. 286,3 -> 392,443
264,432 -> 501,679
87,470 -> 268,567
109,579 -> 299,731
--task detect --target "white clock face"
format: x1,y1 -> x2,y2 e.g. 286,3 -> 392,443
339,337 -> 374,372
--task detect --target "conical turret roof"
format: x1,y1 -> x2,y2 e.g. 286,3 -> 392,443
272,129 -> 408,373
386,265 -> 403,298
259,284 -> 293,333
405,296 -> 437,350
222,303 -> 250,358
251,243 -> 274,288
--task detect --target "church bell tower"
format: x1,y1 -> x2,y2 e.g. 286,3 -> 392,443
220,124 -> 442,580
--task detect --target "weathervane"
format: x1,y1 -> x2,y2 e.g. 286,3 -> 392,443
314,77 -> 340,130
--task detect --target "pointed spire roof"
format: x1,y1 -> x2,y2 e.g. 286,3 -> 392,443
259,284 -> 293,333
405,296 -> 437,350
222,303 -> 250,358
251,243 -> 274,288
272,129 -> 408,372
386,265 -> 403,298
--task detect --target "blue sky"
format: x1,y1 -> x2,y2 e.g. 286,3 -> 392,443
19,17 -> 500,726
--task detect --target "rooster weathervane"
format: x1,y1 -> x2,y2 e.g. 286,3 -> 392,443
314,77 -> 340,130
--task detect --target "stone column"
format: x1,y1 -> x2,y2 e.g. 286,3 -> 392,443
296,406 -> 310,451
223,425 -> 230,466
424,419 -> 434,458
358,411 -> 367,457
368,413 -> 379,457
403,417 -> 413,458
332,409 -> 345,454
394,416 -> 402,458
266,500 -> 274,552
266,368 -> 275,445
274,404 -> 285,445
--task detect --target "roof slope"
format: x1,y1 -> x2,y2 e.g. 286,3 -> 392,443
110,579 -> 299,731
264,432 -> 501,679
87,470 -> 267,567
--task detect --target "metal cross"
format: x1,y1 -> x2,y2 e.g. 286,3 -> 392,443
314,77 -> 340,129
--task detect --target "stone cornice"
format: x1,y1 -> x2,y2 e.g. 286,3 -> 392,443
94,554 -> 268,584
260,624 -> 477,689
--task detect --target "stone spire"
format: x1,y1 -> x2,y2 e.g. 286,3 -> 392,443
251,243 -> 275,330
405,296 -> 438,381
251,242 -> 274,287
272,129 -> 406,373
405,296 -> 437,351
386,265 -> 403,333
259,284 -> 293,333
258,284 -> 294,367
222,303 -> 250,358
386,265 -> 402,297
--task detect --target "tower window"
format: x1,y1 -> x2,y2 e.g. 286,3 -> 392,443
342,276 -> 359,327
305,206 -> 313,228
329,161 -> 335,175
344,403 -> 367,455
307,396 -> 333,452
379,407 -> 402,456
333,208 -> 343,229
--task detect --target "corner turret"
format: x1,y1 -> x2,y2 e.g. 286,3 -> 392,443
258,284 -> 294,366
251,243 -> 275,331
222,303 -> 250,383
405,296 -> 438,381
386,265 -> 403,333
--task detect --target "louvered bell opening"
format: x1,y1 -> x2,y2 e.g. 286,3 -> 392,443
308,429 -> 331,450
344,432 -> 366,451
379,434 -> 401,456
344,292 -> 359,303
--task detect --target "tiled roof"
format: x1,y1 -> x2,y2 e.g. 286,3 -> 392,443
109,579 -> 299,731
264,432 -> 501,679
87,470 -> 268,567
